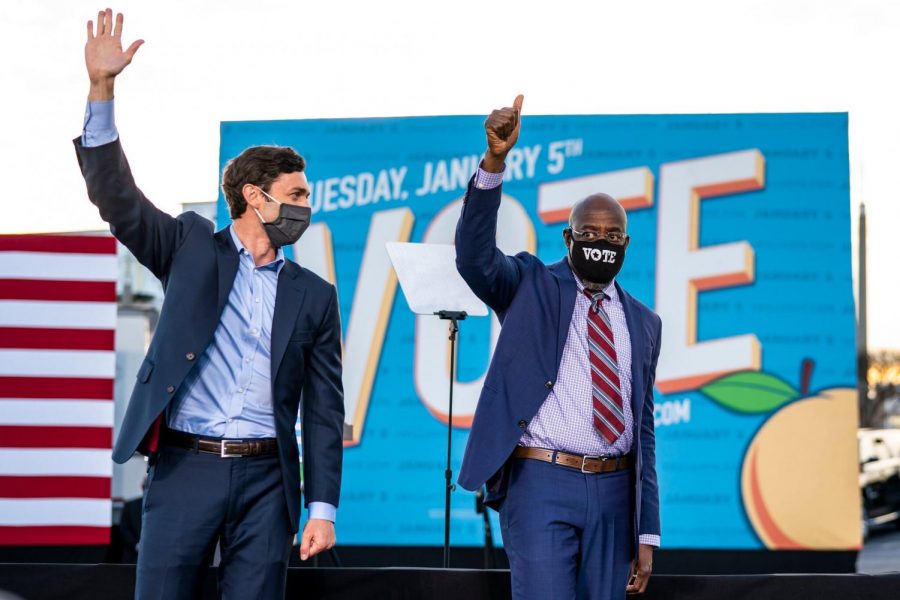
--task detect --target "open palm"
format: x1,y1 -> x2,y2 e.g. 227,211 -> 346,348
85,9 -> 143,84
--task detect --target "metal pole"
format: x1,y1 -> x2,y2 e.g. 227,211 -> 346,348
444,319 -> 456,568
858,202 -> 870,425
436,310 -> 466,568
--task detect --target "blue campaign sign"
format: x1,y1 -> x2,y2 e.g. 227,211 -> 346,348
217,114 -> 857,549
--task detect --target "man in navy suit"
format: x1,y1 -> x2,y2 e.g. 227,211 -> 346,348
455,96 -> 661,600
75,10 -> 344,599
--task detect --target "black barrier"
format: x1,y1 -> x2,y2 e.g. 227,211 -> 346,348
286,546 -> 860,574
0,544 -> 860,575
1,564 -> 898,600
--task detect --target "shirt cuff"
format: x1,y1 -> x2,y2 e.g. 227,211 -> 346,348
473,164 -> 505,190
81,99 -> 119,148
639,533 -> 660,548
308,501 -> 336,523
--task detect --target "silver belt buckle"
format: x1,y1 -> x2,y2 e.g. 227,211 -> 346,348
220,441 -> 242,458
581,454 -> 606,473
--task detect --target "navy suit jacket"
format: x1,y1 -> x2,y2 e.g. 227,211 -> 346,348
454,179 -> 661,549
74,139 -> 344,531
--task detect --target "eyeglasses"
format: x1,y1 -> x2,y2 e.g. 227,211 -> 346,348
568,227 -> 628,245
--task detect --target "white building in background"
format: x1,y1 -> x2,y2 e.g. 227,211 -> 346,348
111,201 -> 217,501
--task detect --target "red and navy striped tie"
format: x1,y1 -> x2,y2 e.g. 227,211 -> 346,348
585,289 -> 625,443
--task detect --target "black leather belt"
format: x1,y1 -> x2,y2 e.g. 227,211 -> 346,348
161,428 -> 278,458
514,446 -> 632,473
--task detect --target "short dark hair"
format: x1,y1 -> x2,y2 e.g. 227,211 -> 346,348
221,146 -> 306,219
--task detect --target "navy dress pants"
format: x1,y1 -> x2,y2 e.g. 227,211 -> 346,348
135,444 -> 294,600
500,457 -> 634,600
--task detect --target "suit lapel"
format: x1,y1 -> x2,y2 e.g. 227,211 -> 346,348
270,261 -> 307,382
549,259 -> 577,366
214,228 -> 240,318
616,281 -> 645,419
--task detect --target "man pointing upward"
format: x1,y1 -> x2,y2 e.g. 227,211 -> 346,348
455,94 -> 662,599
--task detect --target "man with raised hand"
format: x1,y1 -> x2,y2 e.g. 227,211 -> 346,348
75,9 -> 344,598
455,95 -> 662,599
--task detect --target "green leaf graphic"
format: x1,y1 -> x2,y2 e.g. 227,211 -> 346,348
699,372 -> 799,414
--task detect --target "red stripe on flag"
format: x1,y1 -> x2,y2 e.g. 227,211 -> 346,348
0,235 -> 116,255
0,426 -> 112,449
0,526 -> 110,546
0,327 -> 114,351
0,279 -> 116,302
0,377 -> 113,400
0,476 -> 111,499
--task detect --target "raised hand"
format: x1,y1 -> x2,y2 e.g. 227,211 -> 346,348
85,9 -> 144,100
482,94 -> 524,173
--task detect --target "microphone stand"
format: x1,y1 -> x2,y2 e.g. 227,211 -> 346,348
435,310 -> 467,568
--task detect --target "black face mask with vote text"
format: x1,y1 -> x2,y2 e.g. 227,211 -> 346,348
568,238 -> 626,285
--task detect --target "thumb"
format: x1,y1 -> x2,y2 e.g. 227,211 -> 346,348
299,529 -> 312,560
512,94 -> 524,116
125,39 -> 144,61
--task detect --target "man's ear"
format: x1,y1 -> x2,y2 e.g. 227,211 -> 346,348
562,228 -> 572,249
243,184 -> 263,209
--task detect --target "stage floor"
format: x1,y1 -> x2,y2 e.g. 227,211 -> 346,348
1,564 -> 899,600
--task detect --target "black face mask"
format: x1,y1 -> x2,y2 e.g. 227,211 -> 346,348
254,189 -> 311,247
568,238 -> 626,285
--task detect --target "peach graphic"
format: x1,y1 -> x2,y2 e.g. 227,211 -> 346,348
700,361 -> 861,549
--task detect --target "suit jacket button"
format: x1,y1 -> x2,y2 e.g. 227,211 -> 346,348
518,419 -> 527,429
186,352 -> 196,361
544,380 -> 553,389
166,385 -> 175,393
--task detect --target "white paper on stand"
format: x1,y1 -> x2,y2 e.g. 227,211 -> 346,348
385,242 -> 488,317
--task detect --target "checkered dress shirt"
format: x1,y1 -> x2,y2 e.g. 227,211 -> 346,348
520,277 -> 634,456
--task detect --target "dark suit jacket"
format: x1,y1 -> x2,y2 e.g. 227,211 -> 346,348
454,178 -> 661,551
74,138 -> 344,531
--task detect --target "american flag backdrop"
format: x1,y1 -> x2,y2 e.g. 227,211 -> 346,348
0,234 -> 118,545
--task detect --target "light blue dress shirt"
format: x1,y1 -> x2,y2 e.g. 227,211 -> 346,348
82,101 -> 336,522
168,226 -> 285,439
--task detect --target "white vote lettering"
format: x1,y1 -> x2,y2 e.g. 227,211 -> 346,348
655,150 -> 763,393
415,193 -> 536,427
581,247 -> 616,263
292,208 -> 415,446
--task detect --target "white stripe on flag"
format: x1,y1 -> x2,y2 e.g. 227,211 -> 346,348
0,252 -> 117,282
0,449 -> 112,477
0,301 -> 117,329
0,349 -> 115,378
0,498 -> 111,527
0,400 -> 113,426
